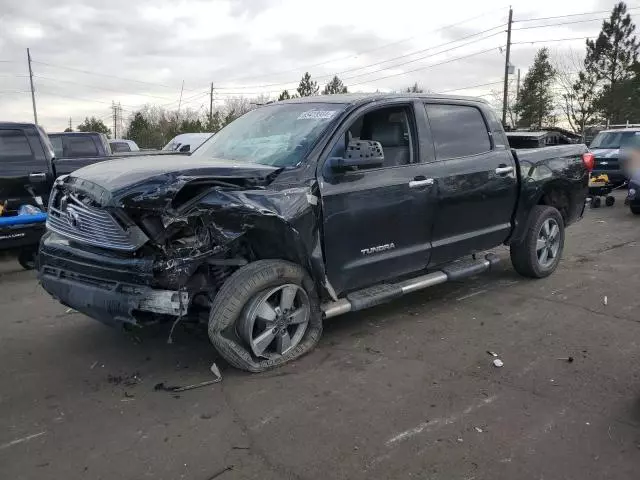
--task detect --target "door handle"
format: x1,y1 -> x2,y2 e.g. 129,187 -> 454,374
29,172 -> 47,181
409,178 -> 434,188
495,166 -> 514,175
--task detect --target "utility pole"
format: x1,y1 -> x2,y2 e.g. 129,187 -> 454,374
501,7 -> 513,127
209,82 -> 214,125
177,80 -> 185,119
515,68 -> 521,126
27,48 -> 38,125
112,101 -> 117,139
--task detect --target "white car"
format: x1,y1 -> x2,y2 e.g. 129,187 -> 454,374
162,133 -> 214,153
109,139 -> 140,153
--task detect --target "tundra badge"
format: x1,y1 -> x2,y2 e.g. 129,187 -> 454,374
361,243 -> 396,255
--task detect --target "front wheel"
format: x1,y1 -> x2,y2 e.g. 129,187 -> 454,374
208,260 -> 322,372
631,205 -> 640,215
510,206 -> 565,278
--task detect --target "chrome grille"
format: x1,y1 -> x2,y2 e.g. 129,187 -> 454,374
47,190 -> 138,251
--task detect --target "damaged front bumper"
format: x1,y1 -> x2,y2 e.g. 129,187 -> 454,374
38,232 -> 188,327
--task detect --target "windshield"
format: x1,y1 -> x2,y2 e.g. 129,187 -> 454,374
192,103 -> 346,167
590,131 -> 640,149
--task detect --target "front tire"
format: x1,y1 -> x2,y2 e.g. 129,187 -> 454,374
18,248 -> 37,270
631,205 -> 640,215
208,260 -> 322,372
510,206 -> 565,278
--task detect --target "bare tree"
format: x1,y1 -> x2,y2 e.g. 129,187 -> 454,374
489,79 -> 517,128
555,50 -> 601,140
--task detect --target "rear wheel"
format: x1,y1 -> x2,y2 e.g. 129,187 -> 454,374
605,195 -> 615,207
208,260 -> 322,372
591,197 -> 601,208
510,206 -> 565,278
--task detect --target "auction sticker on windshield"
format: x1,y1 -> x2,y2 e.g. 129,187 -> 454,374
297,110 -> 339,120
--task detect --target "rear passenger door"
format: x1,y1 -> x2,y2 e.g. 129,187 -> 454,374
0,128 -> 51,214
424,102 -> 518,266
55,135 -> 106,174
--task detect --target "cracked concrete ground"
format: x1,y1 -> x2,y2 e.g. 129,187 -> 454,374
1,190 -> 640,480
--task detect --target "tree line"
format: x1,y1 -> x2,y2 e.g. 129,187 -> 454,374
512,1 -> 639,134
71,72 -> 427,149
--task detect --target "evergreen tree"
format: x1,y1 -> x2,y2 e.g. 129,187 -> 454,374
405,82 -> 425,93
278,90 -> 291,101
514,48 -> 557,129
322,76 -> 348,95
587,2 -> 639,123
77,117 -> 110,136
296,72 -> 319,97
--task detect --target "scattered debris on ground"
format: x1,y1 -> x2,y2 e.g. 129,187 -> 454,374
486,351 -> 498,357
558,356 -> 574,363
603,296 -> 608,306
493,359 -> 504,368
154,362 -> 222,393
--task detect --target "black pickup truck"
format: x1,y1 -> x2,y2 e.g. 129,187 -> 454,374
0,123 -> 117,267
37,94 -> 590,372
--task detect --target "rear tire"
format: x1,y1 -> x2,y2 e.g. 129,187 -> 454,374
591,197 -> 601,208
605,196 -> 615,207
208,259 -> 322,373
510,206 -> 565,279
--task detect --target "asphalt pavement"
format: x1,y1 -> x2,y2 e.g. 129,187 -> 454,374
1,191 -> 639,480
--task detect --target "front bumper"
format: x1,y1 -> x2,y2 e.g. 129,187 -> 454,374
38,233 -> 188,327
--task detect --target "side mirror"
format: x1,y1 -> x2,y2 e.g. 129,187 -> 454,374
330,140 -> 384,170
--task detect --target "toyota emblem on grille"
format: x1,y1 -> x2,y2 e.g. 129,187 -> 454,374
66,207 -> 81,228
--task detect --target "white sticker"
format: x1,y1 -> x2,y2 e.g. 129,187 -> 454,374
297,110 -> 338,120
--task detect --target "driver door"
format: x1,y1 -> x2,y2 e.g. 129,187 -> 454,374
319,102 -> 437,295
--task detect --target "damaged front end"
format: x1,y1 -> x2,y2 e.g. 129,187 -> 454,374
38,159 -> 325,328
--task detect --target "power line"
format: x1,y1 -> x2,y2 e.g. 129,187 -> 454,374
31,60 -> 198,92
512,17 -> 611,31
33,75 -> 176,100
214,24 -> 507,91
348,46 -> 502,87
514,6 -> 640,23
511,36 -> 594,45
438,80 -> 503,93
211,7 -> 510,85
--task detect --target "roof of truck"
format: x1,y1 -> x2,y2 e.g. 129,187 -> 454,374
0,121 -> 38,128
598,127 -> 640,133
277,92 -> 489,105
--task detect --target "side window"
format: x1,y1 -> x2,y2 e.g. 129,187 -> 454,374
110,142 -> 131,153
425,104 -> 491,160
330,105 -> 414,168
65,136 -> 99,157
0,130 -> 33,161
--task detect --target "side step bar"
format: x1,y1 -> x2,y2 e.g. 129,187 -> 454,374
322,253 -> 500,319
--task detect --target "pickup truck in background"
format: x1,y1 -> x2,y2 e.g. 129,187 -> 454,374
588,127 -> 640,185
37,94 -> 590,372
0,124 -> 120,268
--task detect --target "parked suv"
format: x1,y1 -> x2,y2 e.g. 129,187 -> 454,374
38,94 -> 590,372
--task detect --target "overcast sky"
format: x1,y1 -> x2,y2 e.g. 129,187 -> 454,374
0,0 -> 635,131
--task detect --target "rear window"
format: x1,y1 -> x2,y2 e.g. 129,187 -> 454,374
0,130 -> 33,159
425,104 -> 491,159
110,142 -> 131,153
50,135 -> 63,157
507,136 -> 542,149
66,136 -> 99,157
590,131 -> 640,149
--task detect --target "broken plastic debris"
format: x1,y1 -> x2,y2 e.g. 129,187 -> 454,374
493,359 -> 504,368
558,356 -> 574,363
154,362 -> 222,393
603,296 -> 608,306
475,427 -> 484,433
486,351 -> 499,357
65,308 -> 77,314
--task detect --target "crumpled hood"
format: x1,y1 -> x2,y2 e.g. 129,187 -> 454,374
590,148 -> 620,158
62,154 -> 281,209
